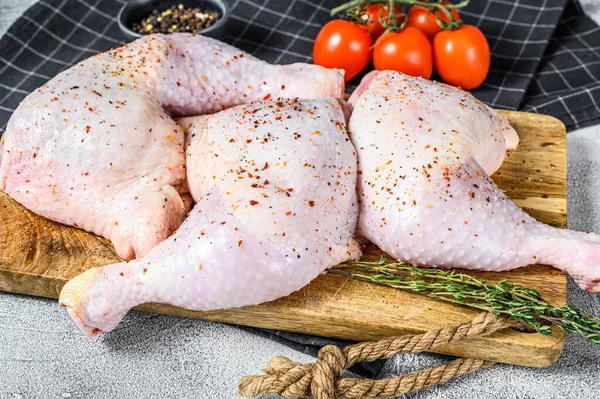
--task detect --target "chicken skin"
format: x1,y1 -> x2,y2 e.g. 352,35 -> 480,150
0,33 -> 344,260
59,98 -> 360,336
349,70 -> 600,291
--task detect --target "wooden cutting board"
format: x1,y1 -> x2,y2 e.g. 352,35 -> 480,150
0,110 -> 567,368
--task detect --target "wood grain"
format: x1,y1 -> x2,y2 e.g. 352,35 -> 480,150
0,110 -> 567,368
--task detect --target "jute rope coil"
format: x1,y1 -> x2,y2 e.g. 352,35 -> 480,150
239,312 -> 517,399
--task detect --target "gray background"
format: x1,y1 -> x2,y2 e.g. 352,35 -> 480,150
1,1 -> 600,398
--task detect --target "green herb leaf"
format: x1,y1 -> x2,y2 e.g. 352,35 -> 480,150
330,258 -> 600,344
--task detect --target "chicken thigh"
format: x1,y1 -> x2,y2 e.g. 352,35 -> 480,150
0,33 -> 344,260
349,70 -> 600,291
59,98 -> 360,336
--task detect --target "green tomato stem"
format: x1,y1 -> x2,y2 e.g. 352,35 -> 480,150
331,0 -> 469,32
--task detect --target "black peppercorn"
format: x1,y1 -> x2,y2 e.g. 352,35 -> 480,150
132,4 -> 220,34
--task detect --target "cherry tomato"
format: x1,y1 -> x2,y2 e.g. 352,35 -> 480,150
433,24 -> 490,90
313,20 -> 373,82
373,27 -> 433,79
406,3 -> 460,40
361,4 -> 405,39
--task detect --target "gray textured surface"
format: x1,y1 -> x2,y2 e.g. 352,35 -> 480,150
1,1 -> 600,398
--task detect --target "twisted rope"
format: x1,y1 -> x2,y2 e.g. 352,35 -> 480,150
238,312 -> 516,399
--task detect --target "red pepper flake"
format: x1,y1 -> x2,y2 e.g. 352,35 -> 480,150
229,138 -> 235,143
246,139 -> 252,144
470,192 -> 475,199
286,211 -> 292,216
114,221 -> 119,226
314,130 -> 321,135
238,240 -> 243,247
143,268 -> 147,274
281,85 -> 286,90
32,153 -> 37,158
119,272 -> 124,276
250,200 -> 259,206
261,162 -> 269,170
85,126 -> 91,133
263,93 -> 271,100
308,200 -> 315,207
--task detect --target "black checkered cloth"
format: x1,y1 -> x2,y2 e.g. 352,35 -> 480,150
1,0 -> 599,378
2,0 -> 600,133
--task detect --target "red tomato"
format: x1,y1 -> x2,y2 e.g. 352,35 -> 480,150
361,4 -> 405,39
406,3 -> 460,40
373,27 -> 433,79
433,25 -> 490,90
313,20 -> 373,82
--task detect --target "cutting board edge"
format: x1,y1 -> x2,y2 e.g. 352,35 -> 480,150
137,303 -> 566,368
1,269 -> 565,368
498,109 -> 567,131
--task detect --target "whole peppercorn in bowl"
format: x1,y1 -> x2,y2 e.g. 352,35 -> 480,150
118,0 -> 229,40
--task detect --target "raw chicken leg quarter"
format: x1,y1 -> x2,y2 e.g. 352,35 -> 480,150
0,33 -> 344,260
59,98 -> 361,336
349,70 -> 600,291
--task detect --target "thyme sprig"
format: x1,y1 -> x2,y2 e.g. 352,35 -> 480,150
331,257 -> 600,344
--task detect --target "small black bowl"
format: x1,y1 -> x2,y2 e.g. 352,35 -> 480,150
118,0 -> 229,41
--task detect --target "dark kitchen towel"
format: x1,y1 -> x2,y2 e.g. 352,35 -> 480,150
0,0 -> 599,379
3,0 -> 600,133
